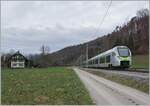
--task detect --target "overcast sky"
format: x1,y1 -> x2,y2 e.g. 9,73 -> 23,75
1,1 -> 149,54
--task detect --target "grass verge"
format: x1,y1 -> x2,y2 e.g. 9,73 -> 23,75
132,55 -> 149,69
86,70 -> 149,93
1,67 -> 93,105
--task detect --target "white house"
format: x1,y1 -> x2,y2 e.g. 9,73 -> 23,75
8,51 -> 28,68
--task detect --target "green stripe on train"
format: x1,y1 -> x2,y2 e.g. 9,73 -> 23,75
119,57 -> 129,61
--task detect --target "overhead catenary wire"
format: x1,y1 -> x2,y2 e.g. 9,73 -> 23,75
92,0 -> 112,38
85,1 -> 112,65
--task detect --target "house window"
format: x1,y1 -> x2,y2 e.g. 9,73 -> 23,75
19,63 -> 24,67
13,63 -> 17,66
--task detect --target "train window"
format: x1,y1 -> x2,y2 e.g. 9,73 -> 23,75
100,57 -> 102,63
100,58 -> 102,63
100,56 -> 105,63
103,57 -> 105,63
118,48 -> 129,56
90,61 -> 92,65
93,60 -> 95,64
106,55 -> 110,63
89,61 -> 92,64
95,59 -> 98,64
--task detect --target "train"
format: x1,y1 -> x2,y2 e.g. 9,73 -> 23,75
82,46 -> 132,68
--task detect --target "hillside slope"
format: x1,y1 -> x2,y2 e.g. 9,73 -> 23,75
49,12 -> 149,66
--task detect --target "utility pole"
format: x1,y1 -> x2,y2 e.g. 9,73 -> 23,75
86,43 -> 88,68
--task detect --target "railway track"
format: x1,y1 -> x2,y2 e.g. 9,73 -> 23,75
80,67 -> 149,79
80,67 -> 149,73
126,68 -> 149,73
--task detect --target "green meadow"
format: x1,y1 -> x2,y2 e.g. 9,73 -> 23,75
1,67 -> 93,105
132,55 -> 149,69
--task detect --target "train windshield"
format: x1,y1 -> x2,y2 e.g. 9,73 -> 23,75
118,48 -> 129,56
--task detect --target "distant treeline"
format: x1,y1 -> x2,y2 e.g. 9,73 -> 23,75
1,9 -> 149,68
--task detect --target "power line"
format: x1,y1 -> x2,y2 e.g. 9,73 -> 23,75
83,1 -> 112,65
92,0 -> 112,37
84,1 -> 112,65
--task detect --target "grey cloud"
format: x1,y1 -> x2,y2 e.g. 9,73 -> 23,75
2,25 -> 106,53
1,1 -> 149,54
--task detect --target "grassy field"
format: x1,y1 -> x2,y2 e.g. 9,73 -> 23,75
86,70 -> 149,93
132,55 -> 149,69
1,67 -> 93,105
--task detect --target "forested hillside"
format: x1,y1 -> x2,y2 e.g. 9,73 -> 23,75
48,9 -> 149,66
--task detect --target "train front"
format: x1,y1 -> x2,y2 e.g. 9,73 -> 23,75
116,46 -> 132,68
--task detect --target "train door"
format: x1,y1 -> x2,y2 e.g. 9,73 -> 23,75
111,52 -> 116,67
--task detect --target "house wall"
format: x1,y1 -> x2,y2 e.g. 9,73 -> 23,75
11,61 -> 25,68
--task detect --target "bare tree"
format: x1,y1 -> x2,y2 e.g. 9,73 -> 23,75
136,8 -> 149,18
40,45 -> 50,55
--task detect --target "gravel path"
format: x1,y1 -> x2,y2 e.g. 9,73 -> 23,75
74,68 -> 150,105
